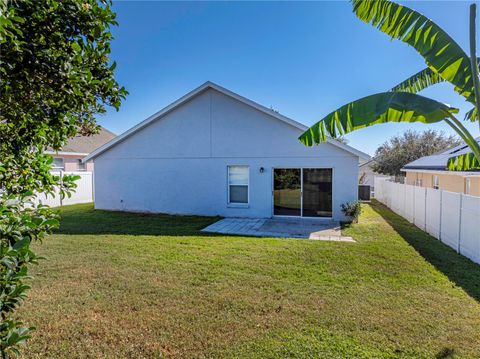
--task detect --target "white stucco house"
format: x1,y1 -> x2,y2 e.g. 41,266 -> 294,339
84,82 -> 370,221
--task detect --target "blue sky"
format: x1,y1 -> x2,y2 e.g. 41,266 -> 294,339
101,1 -> 478,156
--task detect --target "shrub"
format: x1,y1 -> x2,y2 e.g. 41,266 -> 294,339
341,201 -> 362,223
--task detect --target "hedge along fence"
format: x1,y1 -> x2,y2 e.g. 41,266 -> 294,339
374,177 -> 480,265
33,171 -> 93,207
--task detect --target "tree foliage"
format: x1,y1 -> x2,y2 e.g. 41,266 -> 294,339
372,130 -> 460,176
0,0 -> 126,356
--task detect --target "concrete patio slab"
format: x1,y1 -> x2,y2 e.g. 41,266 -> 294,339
201,218 -> 355,242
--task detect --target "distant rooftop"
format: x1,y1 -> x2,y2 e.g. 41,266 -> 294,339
48,127 -> 116,154
402,138 -> 480,171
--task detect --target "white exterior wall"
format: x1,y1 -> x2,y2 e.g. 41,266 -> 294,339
94,89 -> 359,220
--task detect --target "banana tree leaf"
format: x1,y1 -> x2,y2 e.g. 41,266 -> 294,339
392,60 -> 480,103
464,107 -> 477,122
352,0 -> 474,102
391,68 -> 444,93
447,152 -> 480,171
299,92 -> 459,146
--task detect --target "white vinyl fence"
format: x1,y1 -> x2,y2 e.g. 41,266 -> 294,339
33,171 -> 93,207
374,177 -> 480,265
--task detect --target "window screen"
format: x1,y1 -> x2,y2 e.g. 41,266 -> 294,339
228,166 -> 249,204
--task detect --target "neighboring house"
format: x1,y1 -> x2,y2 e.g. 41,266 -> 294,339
358,159 -> 389,188
46,127 -> 116,172
402,139 -> 480,196
359,159 -> 374,187
84,82 -> 370,220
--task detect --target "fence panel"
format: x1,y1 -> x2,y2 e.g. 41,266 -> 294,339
397,183 -> 406,217
440,191 -> 461,251
391,182 -> 402,216
34,189 -> 62,207
32,171 -> 93,208
459,195 -> 480,263
380,179 -> 389,206
374,178 -> 383,202
380,178 -> 388,203
425,188 -> 441,239
374,179 -> 479,266
62,172 -> 93,205
413,186 -> 426,230
387,182 -> 394,209
391,182 -> 399,214
404,184 -> 415,223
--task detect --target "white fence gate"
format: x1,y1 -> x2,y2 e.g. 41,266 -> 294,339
374,177 -> 480,265
33,171 -> 93,207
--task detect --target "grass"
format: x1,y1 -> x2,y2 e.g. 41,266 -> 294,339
19,201 -> 480,358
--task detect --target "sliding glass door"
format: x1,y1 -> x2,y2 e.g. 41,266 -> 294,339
302,168 -> 332,218
273,168 -> 332,218
273,169 -> 301,216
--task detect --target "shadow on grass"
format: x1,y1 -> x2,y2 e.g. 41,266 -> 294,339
370,200 -> 480,303
55,203 -> 222,236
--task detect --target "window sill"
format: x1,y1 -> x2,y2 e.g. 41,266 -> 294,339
227,203 -> 250,209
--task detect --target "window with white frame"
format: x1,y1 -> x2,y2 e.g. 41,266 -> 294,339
228,165 -> 249,204
465,178 -> 471,195
52,157 -> 64,170
433,175 -> 439,190
414,173 -> 422,187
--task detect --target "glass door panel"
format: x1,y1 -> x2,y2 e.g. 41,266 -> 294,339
302,168 -> 332,217
273,169 -> 301,216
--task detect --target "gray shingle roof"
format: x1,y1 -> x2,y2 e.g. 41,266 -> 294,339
402,138 -> 480,171
49,127 -> 116,154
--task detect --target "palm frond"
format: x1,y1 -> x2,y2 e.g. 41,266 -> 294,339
447,152 -> 480,171
391,68 -> 444,93
299,92 -> 458,146
464,107 -> 477,122
352,0 -> 474,102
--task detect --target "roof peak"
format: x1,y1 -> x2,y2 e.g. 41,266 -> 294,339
84,82 -> 370,162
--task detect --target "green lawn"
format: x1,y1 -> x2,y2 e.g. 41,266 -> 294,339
19,201 -> 480,358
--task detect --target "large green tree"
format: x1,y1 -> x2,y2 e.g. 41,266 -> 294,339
300,0 -> 480,171
0,0 -> 126,356
372,130 -> 460,176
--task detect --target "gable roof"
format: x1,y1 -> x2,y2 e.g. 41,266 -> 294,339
47,127 -> 116,156
402,138 -> 480,172
83,82 -> 370,162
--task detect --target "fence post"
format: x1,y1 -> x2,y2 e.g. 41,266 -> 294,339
438,190 -> 443,242
423,187 -> 427,231
458,194 -> 463,254
91,171 -> 95,203
412,188 -> 415,224
59,170 -> 63,207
